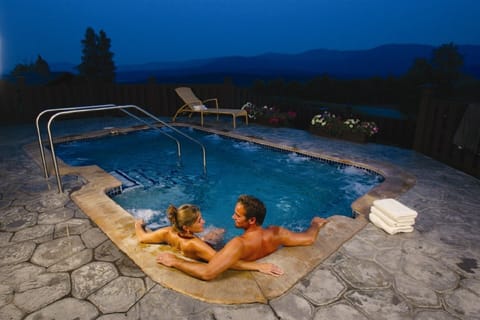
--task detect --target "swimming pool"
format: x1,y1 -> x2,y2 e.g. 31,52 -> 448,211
55,126 -> 382,240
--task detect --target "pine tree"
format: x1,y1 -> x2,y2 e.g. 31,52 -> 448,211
34,55 -> 51,76
97,30 -> 116,82
78,27 -> 116,82
78,27 -> 98,79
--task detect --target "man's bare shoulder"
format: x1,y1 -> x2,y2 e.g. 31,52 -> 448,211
265,225 -> 287,236
266,225 -> 281,230
227,235 -> 248,247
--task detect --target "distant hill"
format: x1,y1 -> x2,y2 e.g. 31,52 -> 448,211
50,44 -> 480,84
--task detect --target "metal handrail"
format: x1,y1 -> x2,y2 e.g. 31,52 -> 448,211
36,104 -> 115,179
116,108 -> 182,156
40,104 -> 207,193
119,105 -> 207,171
45,105 -> 180,193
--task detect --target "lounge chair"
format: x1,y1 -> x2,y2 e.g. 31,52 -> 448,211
172,87 -> 248,128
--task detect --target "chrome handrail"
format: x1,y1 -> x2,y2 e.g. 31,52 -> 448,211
39,104 -> 207,193
119,105 -> 207,172
35,104 -> 115,179
116,108 -> 182,157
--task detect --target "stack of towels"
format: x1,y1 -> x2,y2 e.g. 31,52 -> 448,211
369,198 -> 417,235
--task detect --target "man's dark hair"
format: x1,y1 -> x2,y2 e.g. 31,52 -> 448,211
237,194 -> 266,225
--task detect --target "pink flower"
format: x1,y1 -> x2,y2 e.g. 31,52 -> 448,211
287,111 -> 297,119
268,117 -> 280,124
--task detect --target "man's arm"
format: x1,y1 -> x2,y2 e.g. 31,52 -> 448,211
157,237 -> 246,280
231,260 -> 283,276
184,239 -> 283,276
188,240 -> 283,276
277,217 -> 328,246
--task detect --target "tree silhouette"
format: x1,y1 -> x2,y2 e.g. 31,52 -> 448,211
78,27 -> 116,82
34,55 -> 51,76
97,30 -> 116,82
10,55 -> 51,83
78,27 -> 97,79
405,58 -> 432,86
431,43 -> 463,95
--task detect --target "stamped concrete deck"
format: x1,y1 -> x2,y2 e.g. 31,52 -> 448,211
1,119 -> 480,319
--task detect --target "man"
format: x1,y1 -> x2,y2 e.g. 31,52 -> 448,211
156,194 -> 329,280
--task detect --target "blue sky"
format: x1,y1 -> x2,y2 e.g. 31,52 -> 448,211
1,0 -> 480,74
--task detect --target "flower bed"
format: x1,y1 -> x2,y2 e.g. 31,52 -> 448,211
310,111 -> 378,143
241,102 -> 297,127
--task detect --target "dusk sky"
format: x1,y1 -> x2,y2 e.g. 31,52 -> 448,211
1,0 -> 480,74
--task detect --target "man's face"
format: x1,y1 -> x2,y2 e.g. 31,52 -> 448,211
232,202 -> 250,229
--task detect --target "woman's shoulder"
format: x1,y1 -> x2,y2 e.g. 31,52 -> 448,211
181,236 -> 206,248
157,226 -> 174,236
182,237 -> 215,261
180,237 -> 210,252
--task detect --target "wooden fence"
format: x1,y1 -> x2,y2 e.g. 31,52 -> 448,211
0,80 -> 257,123
0,80 -> 414,147
413,89 -> 480,178
5,80 -> 479,177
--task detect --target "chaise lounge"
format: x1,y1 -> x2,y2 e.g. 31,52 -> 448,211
172,87 -> 248,128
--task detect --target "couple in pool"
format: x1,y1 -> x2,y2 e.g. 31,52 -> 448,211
135,194 -> 328,280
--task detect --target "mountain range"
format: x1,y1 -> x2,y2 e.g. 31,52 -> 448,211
51,44 -> 480,85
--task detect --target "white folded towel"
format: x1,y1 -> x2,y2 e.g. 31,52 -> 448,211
369,211 -> 414,235
373,198 -> 418,221
371,207 -> 415,227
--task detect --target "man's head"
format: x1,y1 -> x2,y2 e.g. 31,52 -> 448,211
236,194 -> 266,226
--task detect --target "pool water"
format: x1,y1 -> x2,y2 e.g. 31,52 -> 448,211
55,127 -> 382,240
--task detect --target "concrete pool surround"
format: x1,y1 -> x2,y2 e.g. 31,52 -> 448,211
25,123 -> 415,304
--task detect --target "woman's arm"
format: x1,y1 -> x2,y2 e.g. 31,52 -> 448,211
135,219 -> 169,244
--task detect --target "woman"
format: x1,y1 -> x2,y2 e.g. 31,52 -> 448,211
135,204 -> 283,276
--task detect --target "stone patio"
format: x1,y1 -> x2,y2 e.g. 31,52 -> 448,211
1,120 -> 479,319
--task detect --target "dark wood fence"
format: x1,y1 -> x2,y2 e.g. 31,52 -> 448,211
0,80 -> 258,123
4,80 -> 479,177
0,80 -> 414,147
414,89 -> 480,178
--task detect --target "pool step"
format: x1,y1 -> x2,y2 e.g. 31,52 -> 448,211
109,170 -> 142,192
109,168 -> 189,194
130,169 -> 158,187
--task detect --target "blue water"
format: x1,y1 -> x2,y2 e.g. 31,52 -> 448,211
55,127 -> 382,240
